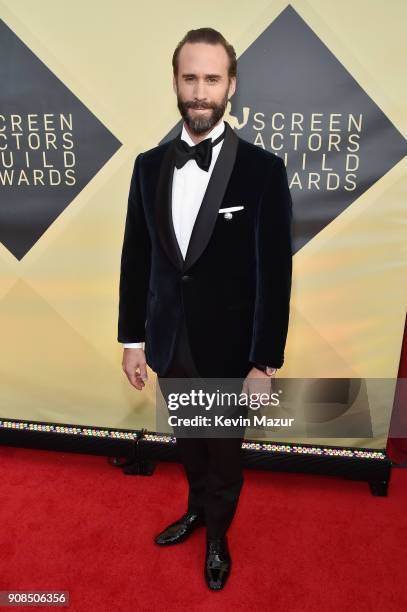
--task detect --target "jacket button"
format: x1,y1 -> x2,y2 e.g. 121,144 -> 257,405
181,274 -> 191,282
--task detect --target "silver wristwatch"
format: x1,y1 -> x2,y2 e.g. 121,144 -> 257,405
252,363 -> 278,376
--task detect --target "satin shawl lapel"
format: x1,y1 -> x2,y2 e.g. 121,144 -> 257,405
153,121 -> 239,273
153,138 -> 184,271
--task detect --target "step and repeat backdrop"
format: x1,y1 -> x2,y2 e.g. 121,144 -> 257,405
0,1 -> 406,448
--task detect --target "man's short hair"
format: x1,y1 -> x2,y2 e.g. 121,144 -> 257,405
172,27 -> 237,79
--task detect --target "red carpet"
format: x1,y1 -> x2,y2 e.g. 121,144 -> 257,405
0,445 -> 406,611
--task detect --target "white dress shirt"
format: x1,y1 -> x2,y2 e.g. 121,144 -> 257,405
123,120 -> 225,349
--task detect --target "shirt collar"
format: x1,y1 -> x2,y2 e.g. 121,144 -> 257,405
180,119 -> 225,147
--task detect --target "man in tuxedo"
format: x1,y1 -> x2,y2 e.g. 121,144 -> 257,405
118,27 -> 293,590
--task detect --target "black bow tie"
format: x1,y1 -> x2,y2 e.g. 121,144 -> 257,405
174,127 -> 225,172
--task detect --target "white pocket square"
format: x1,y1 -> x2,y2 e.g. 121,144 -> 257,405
218,205 -> 245,213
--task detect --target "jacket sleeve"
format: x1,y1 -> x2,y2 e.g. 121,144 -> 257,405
117,153 -> 151,343
249,155 -> 293,369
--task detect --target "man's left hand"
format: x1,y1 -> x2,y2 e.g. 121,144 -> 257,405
241,366 -> 277,402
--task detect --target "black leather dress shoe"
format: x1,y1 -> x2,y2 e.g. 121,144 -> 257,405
154,511 -> 205,545
204,535 -> 231,590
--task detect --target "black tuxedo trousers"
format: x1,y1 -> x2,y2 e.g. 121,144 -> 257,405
157,317 -> 246,539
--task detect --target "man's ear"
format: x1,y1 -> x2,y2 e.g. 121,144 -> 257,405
228,77 -> 236,98
172,74 -> 177,94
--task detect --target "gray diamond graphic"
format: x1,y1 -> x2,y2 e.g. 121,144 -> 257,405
0,19 -> 122,260
161,4 -> 406,253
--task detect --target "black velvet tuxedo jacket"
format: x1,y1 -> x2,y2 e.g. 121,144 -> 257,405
118,121 -> 293,378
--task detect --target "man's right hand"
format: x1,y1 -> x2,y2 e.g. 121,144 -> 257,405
122,348 -> 148,390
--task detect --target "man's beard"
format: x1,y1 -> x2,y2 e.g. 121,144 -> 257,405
176,87 -> 229,135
